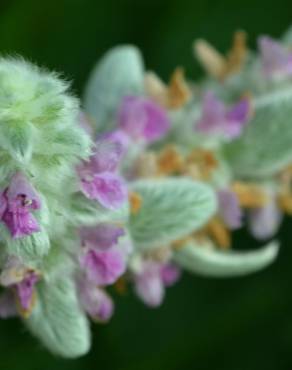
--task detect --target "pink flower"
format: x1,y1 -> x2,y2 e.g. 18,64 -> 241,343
80,172 -> 127,210
0,256 -> 39,314
78,131 -> 128,210
91,130 -> 129,173
0,173 -> 41,238
80,248 -> 126,286
249,196 -> 283,240
217,189 -> 242,230
160,263 -> 181,286
196,92 -> 251,139
134,261 -> 181,308
80,223 -> 125,250
118,96 -> 170,143
78,277 -> 114,322
79,223 -> 128,287
258,36 -> 292,79
15,272 -> 38,312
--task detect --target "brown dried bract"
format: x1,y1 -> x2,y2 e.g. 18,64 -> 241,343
172,237 -> 193,251
185,149 -> 218,180
206,218 -> 231,250
133,152 -> 159,178
129,191 -> 143,215
144,71 -> 168,107
168,67 -> 191,108
232,181 -> 268,208
157,145 -> 184,175
278,164 -> 292,214
224,31 -> 248,77
144,246 -> 172,263
194,30 -> 248,80
278,192 -> 292,215
144,68 -> 191,109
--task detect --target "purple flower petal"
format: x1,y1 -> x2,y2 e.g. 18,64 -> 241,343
196,92 -> 250,139
1,173 -> 41,238
0,256 -> 39,314
249,197 -> 283,240
6,172 -> 41,210
225,98 -> 251,138
258,36 -> 292,78
160,263 -> 181,286
81,172 -> 127,210
134,261 -> 165,308
217,189 -> 243,230
196,91 -> 226,135
78,277 -> 114,322
0,290 -> 18,319
80,248 -> 126,286
15,272 -> 38,312
118,96 -> 170,143
90,130 -> 129,173
2,211 -> 40,239
80,223 -> 125,250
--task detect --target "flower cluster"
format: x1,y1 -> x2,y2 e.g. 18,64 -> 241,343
0,26 -> 291,358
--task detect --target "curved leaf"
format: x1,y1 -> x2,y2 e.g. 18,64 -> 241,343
129,178 -> 217,251
25,278 -> 91,358
83,45 -> 144,132
174,240 -> 279,277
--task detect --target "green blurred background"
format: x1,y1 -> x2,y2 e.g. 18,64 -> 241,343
1,0 -> 292,369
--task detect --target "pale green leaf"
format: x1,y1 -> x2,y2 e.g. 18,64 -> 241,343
25,278 -> 91,358
129,178 -> 217,251
174,240 -> 279,277
83,45 -> 144,132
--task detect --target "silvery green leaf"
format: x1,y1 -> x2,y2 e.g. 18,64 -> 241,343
129,178 -> 217,251
224,88 -> 292,178
83,45 -> 144,132
25,278 -> 91,358
174,240 -> 279,277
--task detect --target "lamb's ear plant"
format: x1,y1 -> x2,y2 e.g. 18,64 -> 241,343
2,26 -> 291,358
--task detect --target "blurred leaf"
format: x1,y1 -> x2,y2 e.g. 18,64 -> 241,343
174,240 -> 279,277
129,178 -> 217,251
83,45 -> 144,132
224,90 -> 292,178
25,278 -> 90,358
